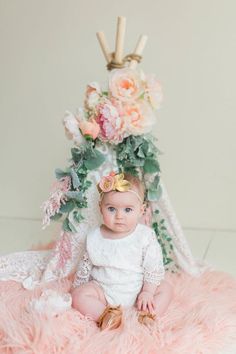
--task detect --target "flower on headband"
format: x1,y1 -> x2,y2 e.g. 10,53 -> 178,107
99,174 -> 115,192
114,173 -> 131,192
98,173 -> 131,193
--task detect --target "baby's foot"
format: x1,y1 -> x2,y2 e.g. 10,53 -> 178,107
97,305 -> 122,330
138,310 -> 156,326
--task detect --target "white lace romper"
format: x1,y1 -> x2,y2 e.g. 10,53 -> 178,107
74,223 -> 165,307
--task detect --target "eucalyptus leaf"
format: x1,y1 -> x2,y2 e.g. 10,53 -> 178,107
140,140 -> 149,155
147,185 -> 162,201
71,147 -> 83,164
150,175 -> 160,190
143,158 -> 160,173
137,147 -> 145,158
147,189 -> 159,201
130,158 -> 145,167
156,185 -> 162,199
77,166 -> 87,175
73,210 -> 84,223
165,257 -> 173,264
70,168 -> 81,189
75,199 -> 88,208
123,166 -> 139,176
65,191 -> 83,201
59,200 -> 75,213
80,180 -> 92,192
62,218 -> 72,232
84,149 -> 105,170
68,220 -> 78,233
50,212 -> 63,221
67,209 -> 85,232
55,168 -> 70,179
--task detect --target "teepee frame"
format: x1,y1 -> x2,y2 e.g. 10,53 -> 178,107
96,16 -> 148,70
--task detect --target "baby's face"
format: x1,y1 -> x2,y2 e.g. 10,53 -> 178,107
100,190 -> 144,235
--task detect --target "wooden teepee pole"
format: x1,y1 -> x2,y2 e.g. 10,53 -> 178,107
129,35 -> 148,69
96,31 -> 112,63
114,16 -> 126,64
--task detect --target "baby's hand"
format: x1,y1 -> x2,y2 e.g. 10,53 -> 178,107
136,291 -> 156,314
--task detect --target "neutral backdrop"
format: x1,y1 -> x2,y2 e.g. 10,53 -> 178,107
0,0 -> 235,260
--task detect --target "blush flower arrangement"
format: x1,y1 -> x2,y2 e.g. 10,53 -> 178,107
63,68 -> 163,145
41,67 -> 175,268
42,68 -> 163,231
42,66 -> 177,273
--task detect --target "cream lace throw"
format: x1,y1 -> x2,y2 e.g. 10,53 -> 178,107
0,146 -> 206,288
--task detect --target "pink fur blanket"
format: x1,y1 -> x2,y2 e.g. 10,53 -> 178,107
0,271 -> 236,354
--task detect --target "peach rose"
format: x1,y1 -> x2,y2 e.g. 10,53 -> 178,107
121,101 -> 156,136
79,119 -> 100,140
109,68 -> 144,102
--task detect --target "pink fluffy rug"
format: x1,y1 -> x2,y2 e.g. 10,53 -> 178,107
0,271 -> 236,354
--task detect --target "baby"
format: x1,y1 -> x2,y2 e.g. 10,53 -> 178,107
71,172 -> 173,330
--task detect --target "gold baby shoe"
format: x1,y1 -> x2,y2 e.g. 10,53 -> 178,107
97,305 -> 123,330
138,310 -> 156,326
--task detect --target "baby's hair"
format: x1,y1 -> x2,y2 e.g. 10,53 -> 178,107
122,173 -> 145,202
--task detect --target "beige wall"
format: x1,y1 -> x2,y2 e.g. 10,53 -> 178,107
0,0 -> 235,247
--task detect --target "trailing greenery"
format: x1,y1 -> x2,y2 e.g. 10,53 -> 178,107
47,136 -> 177,272
152,209 -> 177,271
50,136 -> 165,233
51,140 -> 106,232
115,134 -> 163,202
116,134 -> 160,175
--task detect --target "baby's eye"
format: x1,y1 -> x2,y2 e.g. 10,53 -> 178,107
107,206 -> 116,212
125,207 -> 133,213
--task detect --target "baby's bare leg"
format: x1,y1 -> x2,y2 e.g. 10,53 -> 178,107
153,280 -> 173,316
71,281 -> 108,321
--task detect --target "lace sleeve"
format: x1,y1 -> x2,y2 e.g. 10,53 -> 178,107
142,230 -> 165,286
72,251 -> 93,288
